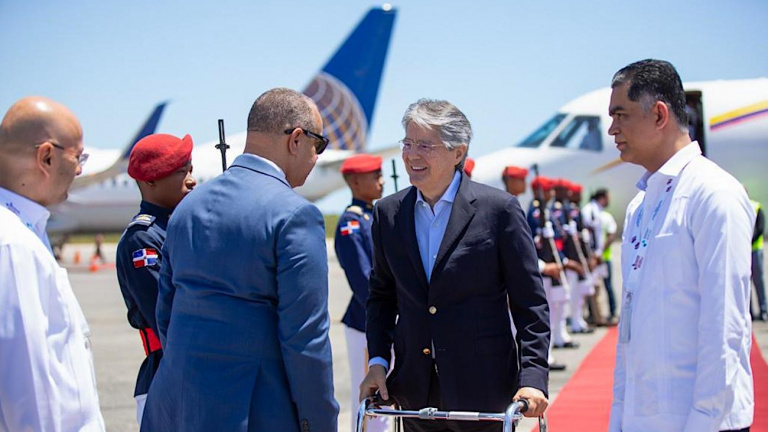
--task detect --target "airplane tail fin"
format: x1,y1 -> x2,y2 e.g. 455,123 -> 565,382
120,101 -> 168,159
302,6 -> 397,152
71,102 -> 167,189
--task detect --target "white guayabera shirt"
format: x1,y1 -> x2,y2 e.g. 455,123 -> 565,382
0,187 -> 105,432
609,143 -> 755,432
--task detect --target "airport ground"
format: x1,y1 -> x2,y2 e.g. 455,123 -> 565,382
63,241 -> 768,432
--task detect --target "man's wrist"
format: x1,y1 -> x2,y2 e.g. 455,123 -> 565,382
368,356 -> 389,371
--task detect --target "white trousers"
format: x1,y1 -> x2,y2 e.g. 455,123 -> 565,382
567,269 -> 589,332
135,393 -> 147,427
344,326 -> 390,432
543,277 -> 571,346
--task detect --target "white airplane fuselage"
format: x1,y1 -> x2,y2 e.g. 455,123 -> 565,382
49,135 -> 362,235
472,78 -> 768,226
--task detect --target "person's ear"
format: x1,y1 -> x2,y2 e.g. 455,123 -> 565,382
35,142 -> 54,177
287,128 -> 302,156
454,144 -> 467,164
654,101 -> 670,129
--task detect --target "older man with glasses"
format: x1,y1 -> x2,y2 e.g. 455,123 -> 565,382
0,96 -> 105,431
361,98 -> 550,432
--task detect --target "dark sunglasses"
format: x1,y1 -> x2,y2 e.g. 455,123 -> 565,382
284,128 -> 330,155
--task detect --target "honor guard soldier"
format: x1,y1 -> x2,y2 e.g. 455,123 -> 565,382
502,165 -> 528,197
334,154 -> 389,432
115,133 -> 196,426
526,176 -> 567,370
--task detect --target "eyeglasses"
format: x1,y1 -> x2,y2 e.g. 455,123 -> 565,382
284,128 -> 330,155
36,141 -> 89,167
399,139 -> 444,155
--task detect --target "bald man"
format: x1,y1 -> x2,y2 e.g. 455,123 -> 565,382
0,97 -> 105,431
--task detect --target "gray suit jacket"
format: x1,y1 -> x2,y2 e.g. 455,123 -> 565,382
142,154 -> 338,432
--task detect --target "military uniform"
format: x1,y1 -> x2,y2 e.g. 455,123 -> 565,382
334,153 -> 389,432
116,201 -> 169,399
528,197 -> 573,349
336,198 -> 374,333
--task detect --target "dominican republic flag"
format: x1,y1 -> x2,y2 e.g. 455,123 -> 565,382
133,248 -> 159,268
340,220 -> 360,236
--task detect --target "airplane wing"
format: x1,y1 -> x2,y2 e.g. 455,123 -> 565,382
70,102 -> 168,190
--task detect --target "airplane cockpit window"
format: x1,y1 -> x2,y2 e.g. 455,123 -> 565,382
515,113 -> 566,148
549,116 -> 602,152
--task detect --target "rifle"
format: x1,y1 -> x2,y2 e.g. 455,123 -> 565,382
390,159 -> 399,192
216,119 -> 230,172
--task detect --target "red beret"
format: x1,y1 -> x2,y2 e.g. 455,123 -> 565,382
502,165 -> 528,179
530,176 -> 552,191
463,157 -> 475,177
340,154 -> 382,175
553,178 -> 571,189
128,134 -> 193,182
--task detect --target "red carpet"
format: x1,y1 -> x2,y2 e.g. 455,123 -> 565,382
534,329 -> 768,432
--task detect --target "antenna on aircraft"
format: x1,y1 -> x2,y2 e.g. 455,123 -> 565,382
390,159 -> 399,191
216,119 -> 230,172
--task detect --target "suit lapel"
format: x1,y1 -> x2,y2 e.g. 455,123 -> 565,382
396,187 -> 429,288
434,176 -> 477,274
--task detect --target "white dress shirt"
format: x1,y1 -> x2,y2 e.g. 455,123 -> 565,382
0,187 -> 105,432
609,143 -> 755,432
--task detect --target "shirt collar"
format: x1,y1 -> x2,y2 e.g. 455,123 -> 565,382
0,186 -> 51,235
636,141 -> 701,191
139,200 -> 173,222
415,170 -> 462,208
231,153 -> 288,186
351,197 -> 374,212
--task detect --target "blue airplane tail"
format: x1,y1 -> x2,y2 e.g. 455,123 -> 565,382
121,101 -> 169,159
302,6 -> 397,152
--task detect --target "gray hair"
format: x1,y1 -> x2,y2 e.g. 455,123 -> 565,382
401,98 -> 472,170
247,88 -> 317,134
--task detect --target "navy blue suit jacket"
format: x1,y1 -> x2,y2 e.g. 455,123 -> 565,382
366,174 -> 550,412
141,154 -> 338,432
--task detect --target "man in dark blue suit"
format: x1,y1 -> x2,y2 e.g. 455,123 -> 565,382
361,99 -> 550,431
141,88 -> 338,432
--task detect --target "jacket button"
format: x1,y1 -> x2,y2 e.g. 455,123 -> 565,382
423,348 -> 431,355
429,306 -> 437,315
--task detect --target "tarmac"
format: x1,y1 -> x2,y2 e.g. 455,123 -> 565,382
62,241 -> 768,432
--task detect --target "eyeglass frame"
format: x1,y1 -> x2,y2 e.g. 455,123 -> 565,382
284,128 -> 330,155
35,141 -> 89,167
399,138 -> 448,155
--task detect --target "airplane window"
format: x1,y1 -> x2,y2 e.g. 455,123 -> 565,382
515,113 -> 566,148
549,116 -> 602,152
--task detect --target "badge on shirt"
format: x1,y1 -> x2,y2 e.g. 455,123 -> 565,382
132,248 -> 159,268
340,220 -> 360,236
5,201 -> 20,216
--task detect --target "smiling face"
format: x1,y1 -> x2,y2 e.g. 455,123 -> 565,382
402,122 -> 465,204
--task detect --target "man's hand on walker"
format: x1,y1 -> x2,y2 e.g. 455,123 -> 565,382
513,387 -> 548,418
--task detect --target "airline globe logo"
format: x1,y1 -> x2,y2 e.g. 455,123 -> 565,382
304,72 -> 368,152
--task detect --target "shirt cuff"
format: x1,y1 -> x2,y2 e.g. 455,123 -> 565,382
683,409 -> 720,432
538,259 -> 546,273
369,356 -> 389,371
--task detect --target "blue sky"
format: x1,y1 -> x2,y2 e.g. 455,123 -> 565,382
2,0 -> 767,212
